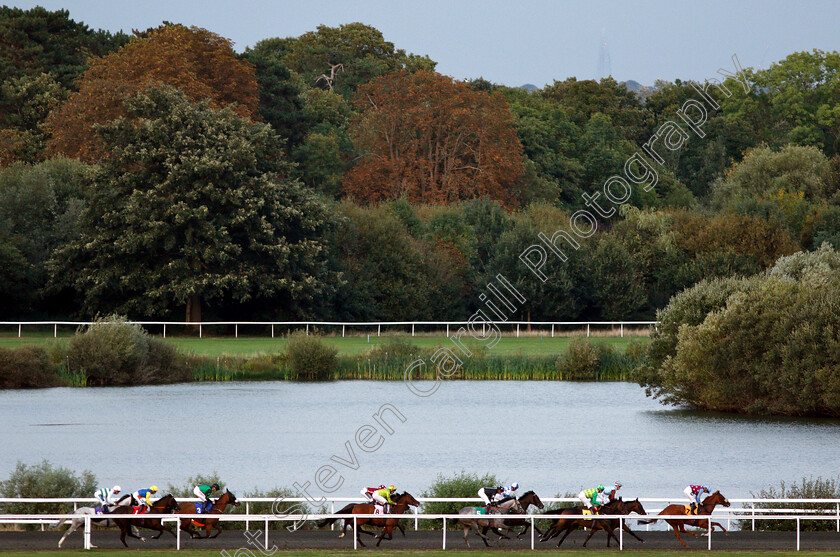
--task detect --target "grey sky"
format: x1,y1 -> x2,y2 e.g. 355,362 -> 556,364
13,0 -> 840,87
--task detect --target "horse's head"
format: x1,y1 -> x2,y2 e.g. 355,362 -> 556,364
223,489 -> 240,507
625,498 -> 647,515
518,490 -> 544,510
395,492 -> 420,507
152,494 -> 178,513
705,490 -> 730,508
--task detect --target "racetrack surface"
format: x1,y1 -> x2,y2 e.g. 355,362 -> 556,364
4,527 -> 840,552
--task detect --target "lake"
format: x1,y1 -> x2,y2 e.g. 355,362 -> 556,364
2,380 -> 839,501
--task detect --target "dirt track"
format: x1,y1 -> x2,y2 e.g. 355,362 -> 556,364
3,526 -> 840,552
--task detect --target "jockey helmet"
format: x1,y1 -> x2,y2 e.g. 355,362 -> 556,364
389,485 -> 396,491
512,482 -> 519,490
597,485 -> 605,491
211,483 -> 220,490
615,481 -> 623,487
150,485 -> 158,492
113,485 -> 121,493
704,486 -> 710,492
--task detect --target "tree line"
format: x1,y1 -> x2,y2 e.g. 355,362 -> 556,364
1,7 -> 839,324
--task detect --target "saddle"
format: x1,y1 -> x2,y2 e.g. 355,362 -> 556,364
373,504 -> 389,515
131,506 -> 145,515
194,502 -> 214,514
684,504 -> 700,515
475,507 -> 489,515
94,507 -> 105,515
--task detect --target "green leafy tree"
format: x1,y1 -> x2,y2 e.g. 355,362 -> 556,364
282,23 -> 436,98
50,86 -> 335,322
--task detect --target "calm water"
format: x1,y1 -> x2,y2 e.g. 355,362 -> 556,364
3,381 -> 839,500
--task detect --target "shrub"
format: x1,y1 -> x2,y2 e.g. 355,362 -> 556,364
0,346 -> 60,389
67,315 -> 190,386
740,476 -> 840,531
0,460 -> 96,515
67,316 -> 149,385
555,339 -> 600,380
421,471 -> 502,527
285,334 -> 337,381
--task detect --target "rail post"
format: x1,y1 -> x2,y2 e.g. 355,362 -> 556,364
531,516 -> 535,549
796,517 -> 800,550
412,323 -> 415,336
353,516 -> 358,550
708,517 -> 712,550
245,501 -> 250,531
752,508 -> 755,531
442,516 -> 446,549
836,502 -> 839,532
551,323 -> 554,337
84,513 -> 91,550
619,516 -> 623,550
306,323 -> 309,335
18,323 -> 21,337
271,324 -> 274,338
235,324 -> 238,338
414,505 -> 419,530
331,501 -> 335,530
199,324 -> 202,338
587,323 -> 590,337
163,323 -> 166,338
378,324 -> 381,336
54,323 -> 57,338
265,518 -> 269,549
446,323 -> 449,337
176,516 -> 181,549
516,323 -> 519,337
342,325 -> 345,337
621,323 -> 624,337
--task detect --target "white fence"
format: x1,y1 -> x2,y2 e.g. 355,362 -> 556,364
4,496 -> 840,551
2,509 -> 839,551
1,320 -> 657,338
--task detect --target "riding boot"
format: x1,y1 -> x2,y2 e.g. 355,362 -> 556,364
690,503 -> 697,515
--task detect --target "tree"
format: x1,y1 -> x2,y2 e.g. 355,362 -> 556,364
0,6 -> 128,88
343,70 -> 524,207
50,86 -> 335,321
281,23 -> 436,98
46,24 -> 259,162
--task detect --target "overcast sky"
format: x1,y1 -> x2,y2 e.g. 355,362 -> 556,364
12,0 -> 840,87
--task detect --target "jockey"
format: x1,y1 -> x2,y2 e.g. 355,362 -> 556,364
684,485 -> 710,515
194,483 -> 219,511
361,484 -> 386,502
496,482 -> 520,503
132,486 -> 158,511
94,485 -> 122,512
371,485 -> 396,513
577,485 -> 606,513
478,486 -> 503,509
604,481 -> 623,503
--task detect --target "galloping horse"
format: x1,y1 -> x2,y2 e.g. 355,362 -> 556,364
457,497 -> 523,548
639,490 -> 730,547
177,489 -> 240,539
316,492 -> 419,543
53,498 -> 134,548
540,498 -> 643,547
110,494 -> 179,547
495,490 -> 545,537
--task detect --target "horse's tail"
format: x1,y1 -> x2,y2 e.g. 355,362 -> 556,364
315,503 -> 355,528
636,518 -> 658,525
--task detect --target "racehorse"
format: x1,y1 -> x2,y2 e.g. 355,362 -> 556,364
457,496 -> 523,548
638,490 -> 730,547
177,489 -> 240,539
110,494 -> 179,547
494,490 -> 545,537
53,498 -> 134,548
540,497 -> 645,547
316,492 -> 419,542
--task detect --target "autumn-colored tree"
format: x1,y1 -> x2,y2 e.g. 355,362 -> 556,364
343,70 -> 524,206
45,24 -> 259,162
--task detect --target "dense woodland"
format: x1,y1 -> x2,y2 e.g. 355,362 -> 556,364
2,7 -> 840,326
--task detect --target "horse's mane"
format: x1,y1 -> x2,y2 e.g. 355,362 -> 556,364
520,490 -> 535,497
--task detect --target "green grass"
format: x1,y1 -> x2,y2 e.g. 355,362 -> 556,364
0,330 -> 647,358
0,551 -> 831,556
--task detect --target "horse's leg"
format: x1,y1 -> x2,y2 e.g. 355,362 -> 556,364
462,525 -> 471,549
710,521 -> 727,533
472,522 -> 491,547
209,519 -> 223,539
57,519 -> 79,548
397,522 -> 406,536
556,523 -> 578,547
668,520 -> 689,548
582,523 -> 601,547
623,521 -> 644,542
